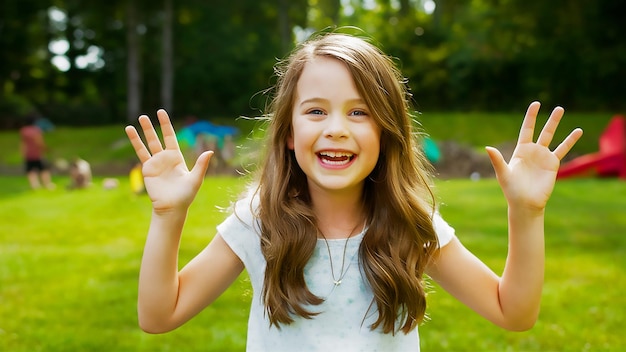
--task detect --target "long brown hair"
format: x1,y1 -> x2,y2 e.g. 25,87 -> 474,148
254,30 -> 439,334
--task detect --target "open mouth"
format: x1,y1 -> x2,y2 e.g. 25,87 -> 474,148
317,151 -> 356,166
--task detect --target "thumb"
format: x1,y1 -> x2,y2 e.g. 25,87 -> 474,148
190,151 -> 214,179
485,146 -> 508,177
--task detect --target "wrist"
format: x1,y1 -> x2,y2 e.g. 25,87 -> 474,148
507,203 -> 545,219
152,207 -> 188,220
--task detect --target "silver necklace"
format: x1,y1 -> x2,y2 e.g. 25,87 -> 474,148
319,221 -> 365,286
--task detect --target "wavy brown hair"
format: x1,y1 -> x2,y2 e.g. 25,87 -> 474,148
254,30 -> 439,334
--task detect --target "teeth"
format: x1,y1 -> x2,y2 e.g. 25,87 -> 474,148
318,151 -> 354,166
319,151 -> 354,158
322,159 -> 350,165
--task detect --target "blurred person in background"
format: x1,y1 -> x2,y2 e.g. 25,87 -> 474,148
19,115 -> 55,190
68,157 -> 92,189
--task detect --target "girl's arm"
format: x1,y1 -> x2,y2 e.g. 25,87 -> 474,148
138,224 -> 243,333
426,101 -> 583,331
125,110 -> 244,333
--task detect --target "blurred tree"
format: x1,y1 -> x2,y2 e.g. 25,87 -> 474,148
308,0 -> 341,28
2,0 -> 625,127
169,0 -> 306,120
126,0 -> 141,122
161,0 -> 174,113
0,0 -> 52,127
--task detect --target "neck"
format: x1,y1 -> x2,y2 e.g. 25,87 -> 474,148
310,187 -> 365,240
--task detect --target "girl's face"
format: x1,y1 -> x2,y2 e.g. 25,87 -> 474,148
288,56 -> 381,197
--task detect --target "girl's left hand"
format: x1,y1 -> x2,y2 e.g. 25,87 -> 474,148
485,101 -> 583,211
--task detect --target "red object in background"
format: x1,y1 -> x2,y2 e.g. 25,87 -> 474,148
557,115 -> 626,179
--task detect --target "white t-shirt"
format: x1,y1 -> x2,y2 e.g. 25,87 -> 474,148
218,194 -> 455,352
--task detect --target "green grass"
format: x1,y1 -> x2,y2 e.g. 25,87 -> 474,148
0,176 -> 250,351
0,117 -> 261,176
424,178 -> 626,351
417,111 -> 614,152
1,176 -> 624,351
1,111 -> 623,350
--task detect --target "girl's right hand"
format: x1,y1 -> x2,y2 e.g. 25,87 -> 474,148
125,109 -> 213,213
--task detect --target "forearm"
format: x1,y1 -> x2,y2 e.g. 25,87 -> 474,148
137,209 -> 187,331
498,206 -> 545,329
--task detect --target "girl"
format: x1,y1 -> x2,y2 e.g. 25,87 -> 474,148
125,32 -> 583,351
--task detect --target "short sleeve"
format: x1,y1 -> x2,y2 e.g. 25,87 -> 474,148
216,193 -> 265,274
432,211 -> 455,248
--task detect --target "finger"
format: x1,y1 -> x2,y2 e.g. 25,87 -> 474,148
518,101 -> 541,144
191,151 -> 214,179
536,106 -> 565,147
553,128 -> 583,160
157,109 -> 180,151
138,114 -> 164,154
485,146 -> 508,177
125,125 -> 152,163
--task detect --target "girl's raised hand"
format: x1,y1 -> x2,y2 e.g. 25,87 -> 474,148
125,109 -> 213,213
485,101 -> 583,211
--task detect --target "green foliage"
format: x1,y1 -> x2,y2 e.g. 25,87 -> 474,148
1,177 -> 624,350
321,0 -> 626,112
0,94 -> 35,129
170,1 -> 286,119
2,1 -> 625,127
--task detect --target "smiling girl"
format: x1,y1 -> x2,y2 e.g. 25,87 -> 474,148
125,31 -> 582,351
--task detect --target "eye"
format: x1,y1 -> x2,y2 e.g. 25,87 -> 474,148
307,109 -> 325,115
349,109 -> 368,117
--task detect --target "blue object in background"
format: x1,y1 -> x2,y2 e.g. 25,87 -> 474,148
176,120 -> 239,148
423,136 -> 441,163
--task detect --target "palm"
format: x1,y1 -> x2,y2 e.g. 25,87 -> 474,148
125,109 -> 212,212
487,102 -> 583,211
503,143 -> 560,209
141,149 -> 201,211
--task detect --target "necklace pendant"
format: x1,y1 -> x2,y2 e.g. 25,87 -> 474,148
333,280 -> 342,286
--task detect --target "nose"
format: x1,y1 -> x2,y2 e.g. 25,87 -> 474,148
323,113 -> 349,139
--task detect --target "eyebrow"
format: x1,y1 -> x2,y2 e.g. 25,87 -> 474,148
298,97 -> 366,106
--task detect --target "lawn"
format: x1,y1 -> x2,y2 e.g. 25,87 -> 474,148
1,109 -> 623,350
1,175 -> 624,351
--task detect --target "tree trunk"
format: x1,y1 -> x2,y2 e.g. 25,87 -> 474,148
161,0 -> 174,113
126,0 -> 141,122
278,0 -> 290,53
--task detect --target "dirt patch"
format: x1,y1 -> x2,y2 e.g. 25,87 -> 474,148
432,140 -> 516,180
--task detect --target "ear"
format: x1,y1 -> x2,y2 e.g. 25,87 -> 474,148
287,131 -> 294,150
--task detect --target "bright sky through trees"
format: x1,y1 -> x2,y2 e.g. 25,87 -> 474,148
48,6 -> 104,72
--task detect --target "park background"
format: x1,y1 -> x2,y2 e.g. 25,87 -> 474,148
1,0 -> 625,351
